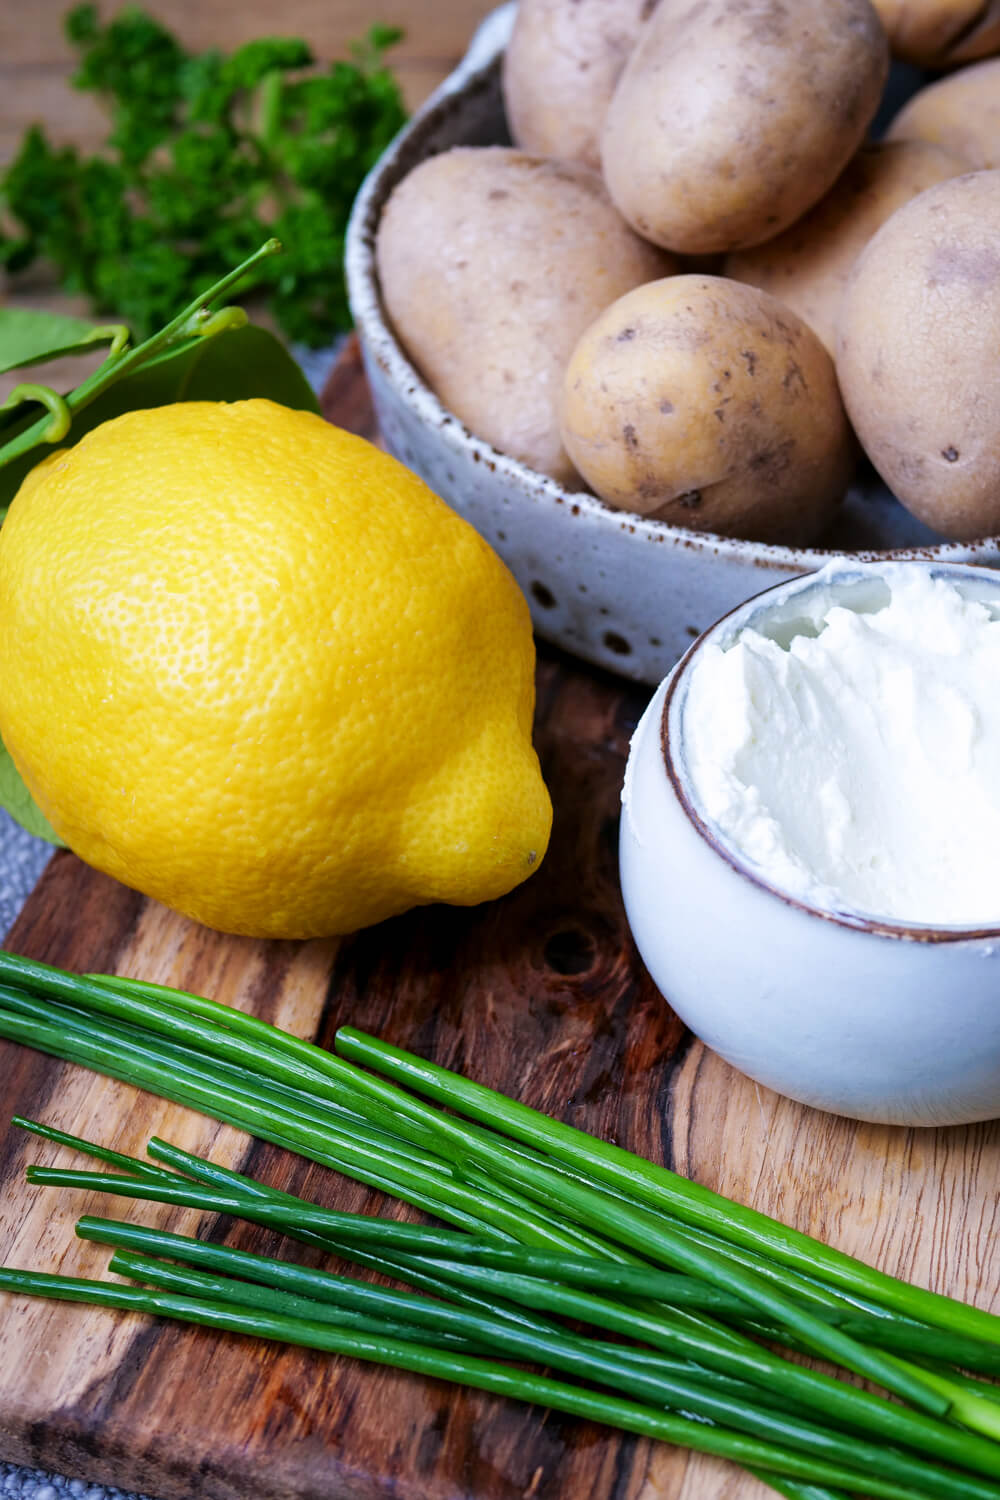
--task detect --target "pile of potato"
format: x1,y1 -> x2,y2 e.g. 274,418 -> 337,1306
375,0 -> 1000,546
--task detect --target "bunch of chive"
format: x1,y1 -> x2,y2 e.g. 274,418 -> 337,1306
1,950 -> 999,1500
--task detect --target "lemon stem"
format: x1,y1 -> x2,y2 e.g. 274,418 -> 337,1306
0,384 -> 72,443
0,240 -> 282,472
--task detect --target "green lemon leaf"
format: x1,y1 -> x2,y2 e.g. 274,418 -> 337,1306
0,738 -> 65,846
42,322 -> 320,425
135,322 -> 321,410
0,322 -> 319,514
0,306 -> 116,375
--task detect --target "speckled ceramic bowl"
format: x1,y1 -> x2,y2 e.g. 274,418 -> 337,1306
620,560 -> 1000,1126
344,6 -> 1000,685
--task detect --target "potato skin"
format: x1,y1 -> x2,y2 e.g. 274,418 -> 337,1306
870,0 -> 1000,66
375,148 -> 674,485
724,141 -> 968,355
886,59 -> 1000,171
836,171 -> 1000,541
502,0 -> 656,170
560,275 -> 854,543
600,0 -> 889,255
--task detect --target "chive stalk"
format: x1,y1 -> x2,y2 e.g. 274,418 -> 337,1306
334,1025 -> 1000,1349
101,1251 -> 984,1498
5,952 -> 992,1350
0,1263 -> 963,1500
4,953 -> 1000,1498
70,1212 -> 1000,1482
139,1134 -> 1000,1375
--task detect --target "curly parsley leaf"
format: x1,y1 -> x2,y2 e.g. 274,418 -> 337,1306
0,7 -> 407,348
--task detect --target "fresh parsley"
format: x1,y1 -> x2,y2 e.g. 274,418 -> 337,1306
0,6 -> 407,348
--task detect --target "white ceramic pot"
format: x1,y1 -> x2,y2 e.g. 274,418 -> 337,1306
620,561 -> 1000,1126
344,9 -> 1000,685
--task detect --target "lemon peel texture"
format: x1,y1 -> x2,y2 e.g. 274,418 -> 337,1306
0,399 -> 551,937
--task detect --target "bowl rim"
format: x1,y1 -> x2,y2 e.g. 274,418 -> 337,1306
344,8 -> 1000,571
659,559 -> 1000,944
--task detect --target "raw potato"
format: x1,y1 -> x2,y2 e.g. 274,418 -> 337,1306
502,0 -> 656,170
560,276 -> 855,543
837,171 -> 1000,541
375,149 -> 674,485
870,0 -> 1000,65
724,141 -> 969,356
600,0 -> 889,255
886,59 -> 1000,170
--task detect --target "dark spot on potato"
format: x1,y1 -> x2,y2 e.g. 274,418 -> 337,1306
741,350 -> 757,375
623,424 -> 639,450
942,446 -> 960,462
676,489 -> 702,509
749,440 -> 795,483
886,446 -> 927,487
734,0 -> 792,46
927,245 -> 1000,289
618,327 -> 637,342
488,189 -> 510,201
783,360 -> 806,393
713,405 -> 728,422
510,280 -> 525,294
659,399 -> 675,414
603,631 -> 632,656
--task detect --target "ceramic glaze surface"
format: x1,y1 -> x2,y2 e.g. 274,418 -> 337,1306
345,9 -> 1000,684
620,562 -> 1000,1126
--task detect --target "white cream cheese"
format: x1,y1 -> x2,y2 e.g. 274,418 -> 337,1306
681,566 -> 1000,926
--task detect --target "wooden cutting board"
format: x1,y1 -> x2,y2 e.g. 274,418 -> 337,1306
1,343 -> 999,1500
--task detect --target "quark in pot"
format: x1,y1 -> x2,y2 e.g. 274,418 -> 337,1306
680,566 -> 1000,925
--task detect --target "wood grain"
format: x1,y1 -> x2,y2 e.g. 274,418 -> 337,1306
2,334 -> 1000,1500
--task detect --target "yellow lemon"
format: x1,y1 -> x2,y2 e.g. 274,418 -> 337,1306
0,399 -> 551,937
